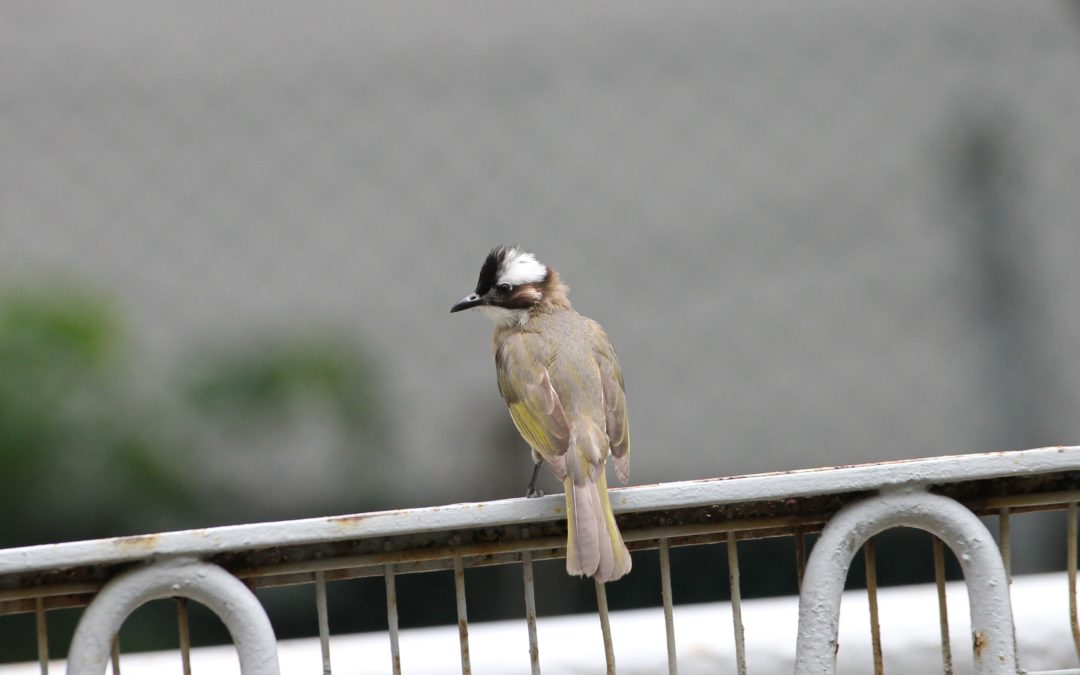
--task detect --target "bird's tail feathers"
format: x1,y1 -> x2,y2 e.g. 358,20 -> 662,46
563,420 -> 632,583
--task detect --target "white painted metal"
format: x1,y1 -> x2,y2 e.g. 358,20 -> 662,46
384,564 -> 401,675
864,538 -> 884,675
594,578 -> 615,674
999,507 -> 1013,581
520,551 -> 541,675
4,446 -> 1080,673
12,572 -> 1077,675
66,558 -> 279,675
1069,502 -> 1080,663
109,637 -> 119,675
932,537 -> 954,674
176,598 -> 192,675
453,557 -> 472,675
794,530 -> 807,588
34,597 -> 48,675
726,535 -> 747,675
2,446 -> 1076,578
794,490 -> 1017,674
315,571 -> 331,674
658,536 -> 678,675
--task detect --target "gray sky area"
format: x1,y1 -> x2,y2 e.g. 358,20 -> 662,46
2,1 -> 1079,516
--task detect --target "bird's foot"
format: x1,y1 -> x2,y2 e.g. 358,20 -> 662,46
525,487 -> 545,499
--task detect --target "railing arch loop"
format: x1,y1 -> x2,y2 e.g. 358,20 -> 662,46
67,557 -> 280,675
794,490 -> 1017,675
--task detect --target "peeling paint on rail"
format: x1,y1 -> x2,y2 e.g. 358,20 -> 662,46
1,446 -> 1077,581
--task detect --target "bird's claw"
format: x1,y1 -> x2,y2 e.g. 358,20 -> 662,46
526,487 -> 545,499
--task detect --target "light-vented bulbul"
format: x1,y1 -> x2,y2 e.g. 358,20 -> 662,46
451,246 -> 631,582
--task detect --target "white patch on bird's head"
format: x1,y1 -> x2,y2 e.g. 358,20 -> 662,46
497,248 -> 547,287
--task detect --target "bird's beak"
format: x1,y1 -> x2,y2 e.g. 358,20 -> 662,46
450,292 -> 484,313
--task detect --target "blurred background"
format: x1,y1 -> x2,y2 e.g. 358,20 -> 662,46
2,0 -> 1080,664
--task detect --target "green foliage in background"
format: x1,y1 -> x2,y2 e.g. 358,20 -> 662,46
0,286 -> 189,545
0,284 -> 389,661
177,330 -> 391,522
185,332 -> 382,438
0,285 -> 386,548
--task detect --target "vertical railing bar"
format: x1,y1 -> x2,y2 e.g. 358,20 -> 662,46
176,597 -> 192,675
521,550 -> 541,675
35,597 -> 48,675
726,534 -> 747,675
594,578 -> 616,675
998,506 -> 1021,662
385,563 -> 402,675
794,529 -> 807,590
110,634 -> 121,675
999,507 -> 1012,583
659,536 -> 678,675
864,538 -> 884,675
453,557 -> 472,675
932,536 -> 953,675
316,570 -> 332,675
1068,502 -> 1080,664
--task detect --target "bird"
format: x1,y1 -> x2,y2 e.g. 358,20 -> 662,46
451,246 -> 632,583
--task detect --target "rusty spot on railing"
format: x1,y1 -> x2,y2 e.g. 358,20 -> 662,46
527,615 -> 539,661
973,630 -> 987,659
329,514 -> 372,527
114,533 -> 161,549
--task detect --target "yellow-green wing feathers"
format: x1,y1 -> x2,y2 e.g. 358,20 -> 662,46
495,318 -> 629,485
496,335 -> 570,469
591,320 -> 630,484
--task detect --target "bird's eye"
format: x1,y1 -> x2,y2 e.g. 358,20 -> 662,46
497,283 -> 512,293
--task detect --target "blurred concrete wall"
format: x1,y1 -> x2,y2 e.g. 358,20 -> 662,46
2,1 -> 1079,514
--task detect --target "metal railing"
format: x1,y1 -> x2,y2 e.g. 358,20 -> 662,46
2,446 -> 1079,674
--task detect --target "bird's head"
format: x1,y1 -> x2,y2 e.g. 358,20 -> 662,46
450,246 -> 570,326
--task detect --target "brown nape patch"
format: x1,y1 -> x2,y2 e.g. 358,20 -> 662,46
504,284 -> 543,309
538,269 -> 572,310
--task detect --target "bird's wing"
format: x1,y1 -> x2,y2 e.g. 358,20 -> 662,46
496,332 -> 570,466
590,320 -> 630,484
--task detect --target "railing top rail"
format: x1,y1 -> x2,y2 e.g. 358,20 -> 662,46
1,445 -> 1077,580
